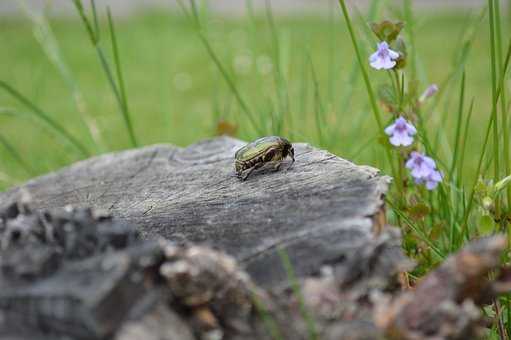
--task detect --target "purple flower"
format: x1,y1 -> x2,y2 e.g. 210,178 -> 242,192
423,170 -> 443,190
414,169 -> 443,190
384,116 -> 417,147
419,84 -> 439,102
406,152 -> 436,178
406,152 -> 443,190
369,41 -> 400,70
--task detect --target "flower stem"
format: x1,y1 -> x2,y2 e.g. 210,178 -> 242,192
337,0 -> 396,177
392,71 -> 405,220
488,0 -> 501,218
393,70 -> 403,111
494,0 -> 510,213
397,151 -> 406,211
459,37 -> 511,241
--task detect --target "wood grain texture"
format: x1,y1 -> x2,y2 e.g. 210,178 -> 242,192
0,137 -> 391,287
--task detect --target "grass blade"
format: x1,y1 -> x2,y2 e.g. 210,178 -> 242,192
0,133 -> 34,176
298,50 -> 310,141
423,7 -> 486,126
308,54 -> 326,146
460,37 -> 511,241
337,0 -> 382,128
91,0 -> 100,38
488,0 -> 500,184
265,0 -> 289,136
178,0 -> 262,135
0,81 -> 90,157
449,71 -> 466,182
277,248 -> 318,340
387,199 -> 445,259
72,0 -> 97,44
106,7 -> 138,147
337,0 -> 396,177
72,0 -> 138,147
457,98 -> 475,185
494,0 -> 510,208
403,0 -> 417,80
20,1 -> 105,152
251,293 -> 284,340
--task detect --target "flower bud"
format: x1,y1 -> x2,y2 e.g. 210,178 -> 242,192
419,84 -> 439,102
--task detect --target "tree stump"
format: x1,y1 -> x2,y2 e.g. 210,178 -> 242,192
1,137 -> 510,340
0,137 -> 391,287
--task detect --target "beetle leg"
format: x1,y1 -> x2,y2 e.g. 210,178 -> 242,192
286,147 -> 295,171
241,163 -> 264,181
286,156 -> 295,171
273,161 -> 282,172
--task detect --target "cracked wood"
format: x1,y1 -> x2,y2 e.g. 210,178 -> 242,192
0,137 -> 391,287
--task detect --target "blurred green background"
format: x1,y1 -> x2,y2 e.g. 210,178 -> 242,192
0,2 -> 503,191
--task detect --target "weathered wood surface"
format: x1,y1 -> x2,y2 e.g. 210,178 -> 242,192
0,137 -> 390,287
1,203 -> 509,340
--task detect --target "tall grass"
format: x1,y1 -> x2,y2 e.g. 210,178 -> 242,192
338,0 -> 511,335
0,81 -> 90,157
19,1 -> 105,153
72,0 -> 138,147
177,0 -> 262,135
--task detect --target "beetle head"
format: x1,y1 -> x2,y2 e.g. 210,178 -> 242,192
284,144 -> 295,161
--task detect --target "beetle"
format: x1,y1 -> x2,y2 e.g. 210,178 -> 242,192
234,136 -> 295,181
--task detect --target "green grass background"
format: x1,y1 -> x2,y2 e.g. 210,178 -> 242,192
0,7 -> 498,191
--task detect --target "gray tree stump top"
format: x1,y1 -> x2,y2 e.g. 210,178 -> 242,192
0,137 -> 391,286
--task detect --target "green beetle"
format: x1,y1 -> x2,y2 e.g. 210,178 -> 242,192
235,136 -> 295,181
